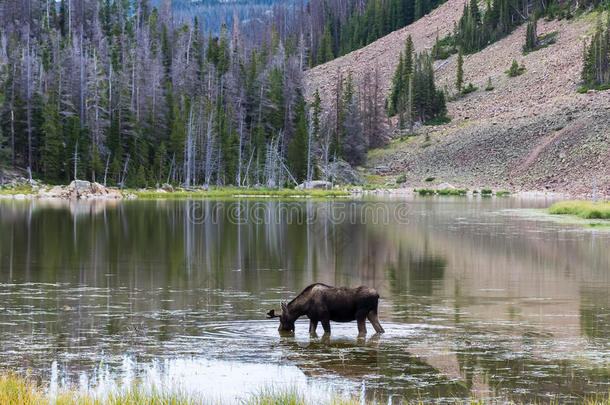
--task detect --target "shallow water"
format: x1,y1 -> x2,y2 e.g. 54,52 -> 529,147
0,197 -> 608,403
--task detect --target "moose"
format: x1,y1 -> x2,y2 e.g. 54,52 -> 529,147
266,283 -> 385,335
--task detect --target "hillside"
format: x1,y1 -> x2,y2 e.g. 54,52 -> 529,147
303,3 -> 610,198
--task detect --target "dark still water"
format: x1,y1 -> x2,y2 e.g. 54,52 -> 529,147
0,197 -> 608,403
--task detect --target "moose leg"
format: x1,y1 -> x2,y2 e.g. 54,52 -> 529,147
357,318 -> 367,335
309,319 -> 318,335
321,319 -> 331,335
367,310 -> 385,334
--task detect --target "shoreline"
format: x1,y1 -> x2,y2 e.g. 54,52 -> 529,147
0,183 -> 605,201
0,177 -> 608,202
2,372 -> 609,405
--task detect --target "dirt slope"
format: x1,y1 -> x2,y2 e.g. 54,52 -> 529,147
303,4 -> 610,198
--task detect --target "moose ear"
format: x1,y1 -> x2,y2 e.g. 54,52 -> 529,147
266,309 -> 280,318
281,302 -> 288,312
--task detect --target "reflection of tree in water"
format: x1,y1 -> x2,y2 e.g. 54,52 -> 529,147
278,336 -> 469,403
384,240 -> 447,324
455,339 -> 610,403
579,286 -> 610,340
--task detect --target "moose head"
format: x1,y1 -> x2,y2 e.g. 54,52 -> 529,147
266,302 -> 295,332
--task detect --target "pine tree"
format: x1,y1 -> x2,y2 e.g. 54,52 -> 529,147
288,95 -> 308,182
317,23 -> 334,65
524,19 -> 538,52
217,24 -> 231,76
581,16 -> 610,88
456,48 -> 464,93
0,127 -> 9,175
169,100 -> 185,168
389,51 -> 405,115
311,89 -> 322,140
341,73 -> 366,166
40,95 -> 64,182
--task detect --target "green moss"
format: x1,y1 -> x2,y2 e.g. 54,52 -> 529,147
495,190 -> 512,196
549,200 -> 610,219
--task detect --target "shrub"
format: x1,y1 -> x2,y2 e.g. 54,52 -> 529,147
506,59 -> 526,77
496,190 -> 512,196
461,82 -> 478,95
416,188 -> 435,195
485,77 -> 494,91
424,177 -> 436,182
437,188 -> 467,195
480,189 -> 492,194
396,174 -> 407,184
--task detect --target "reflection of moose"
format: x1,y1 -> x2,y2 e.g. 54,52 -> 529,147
266,283 -> 384,335
277,335 -> 470,404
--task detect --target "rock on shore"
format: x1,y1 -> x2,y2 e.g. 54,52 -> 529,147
38,180 -> 122,200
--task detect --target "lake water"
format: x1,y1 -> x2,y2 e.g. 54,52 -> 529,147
0,197 -> 608,403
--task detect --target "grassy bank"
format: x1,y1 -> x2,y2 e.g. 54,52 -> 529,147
548,201 -> 610,219
0,184 -> 37,195
130,187 -> 351,200
2,373 -> 610,405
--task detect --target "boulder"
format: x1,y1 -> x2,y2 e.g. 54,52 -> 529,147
297,180 -> 333,190
319,160 -> 365,185
161,183 -> 174,193
69,180 -> 92,193
436,182 -> 456,190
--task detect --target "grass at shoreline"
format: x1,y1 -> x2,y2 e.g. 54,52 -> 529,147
549,200 -> 610,219
130,187 -> 351,200
0,184 -> 351,199
2,373 -> 610,405
0,184 -> 37,195
0,373 -> 361,405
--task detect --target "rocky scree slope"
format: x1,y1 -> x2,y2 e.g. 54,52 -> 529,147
303,3 -> 610,198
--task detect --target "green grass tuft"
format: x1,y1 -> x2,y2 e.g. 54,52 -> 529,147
549,200 -> 610,219
415,188 -> 436,195
437,188 -> 467,196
